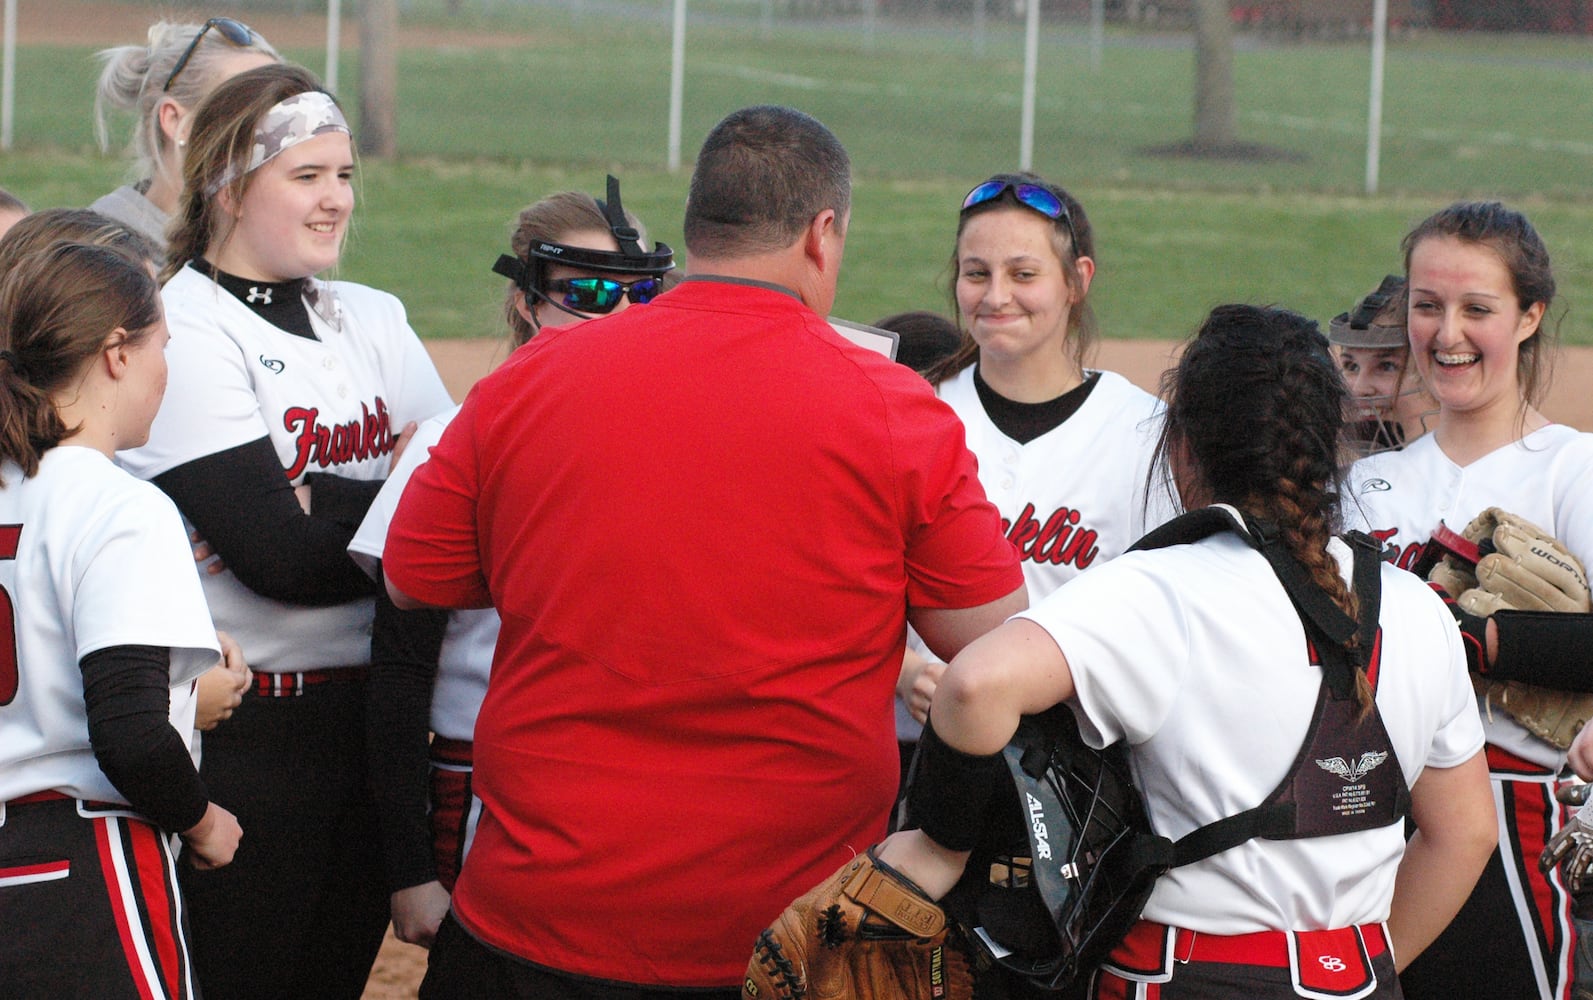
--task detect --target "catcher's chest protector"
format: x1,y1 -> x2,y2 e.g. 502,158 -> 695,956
1136,506 -> 1410,861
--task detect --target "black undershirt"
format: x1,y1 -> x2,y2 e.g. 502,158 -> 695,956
203,262 -> 318,341
81,644 -> 209,833
972,367 -> 1100,444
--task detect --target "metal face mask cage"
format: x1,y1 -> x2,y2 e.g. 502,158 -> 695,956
948,707 -> 1171,993
491,175 -> 675,322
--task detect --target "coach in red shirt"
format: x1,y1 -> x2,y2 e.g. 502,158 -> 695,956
384,104 -> 1026,1000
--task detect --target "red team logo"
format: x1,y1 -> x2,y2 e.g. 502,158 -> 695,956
1003,503 -> 1099,569
282,396 -> 397,480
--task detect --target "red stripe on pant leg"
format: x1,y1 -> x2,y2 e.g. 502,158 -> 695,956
1504,776 -> 1574,998
127,820 -> 182,999
95,817 -> 157,1000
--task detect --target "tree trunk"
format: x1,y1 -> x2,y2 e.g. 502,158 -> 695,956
1193,0 -> 1236,148
359,0 -> 398,157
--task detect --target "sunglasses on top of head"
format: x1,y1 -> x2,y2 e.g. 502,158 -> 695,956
961,178 -> 1080,252
164,17 -> 257,93
542,276 -> 662,314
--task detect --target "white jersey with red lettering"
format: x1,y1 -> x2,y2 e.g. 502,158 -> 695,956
899,368 -> 1172,739
349,406 -> 495,742
0,447 -> 220,804
1343,424 -> 1593,770
939,367 -> 1171,591
117,266 -> 452,674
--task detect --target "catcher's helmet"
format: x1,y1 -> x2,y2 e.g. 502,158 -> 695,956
947,706 -> 1172,993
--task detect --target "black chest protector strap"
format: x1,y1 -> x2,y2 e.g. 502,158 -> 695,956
1128,507 -> 1406,868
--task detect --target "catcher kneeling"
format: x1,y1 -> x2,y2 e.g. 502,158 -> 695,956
744,306 -> 1498,1000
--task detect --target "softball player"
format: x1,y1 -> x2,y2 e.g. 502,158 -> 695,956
880,304 -> 1495,1000
897,174 -> 1169,756
1344,201 -> 1593,1000
0,240 -> 242,999
116,65 -> 451,1000
92,18 -> 279,251
1329,274 -> 1436,457
351,180 -> 674,949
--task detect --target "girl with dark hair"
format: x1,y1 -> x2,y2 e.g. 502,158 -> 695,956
1346,201 -> 1593,1000
0,241 -> 242,998
351,179 -> 673,950
878,304 -> 1495,998
116,63 -> 452,1000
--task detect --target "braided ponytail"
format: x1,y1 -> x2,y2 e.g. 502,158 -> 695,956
1156,304 -> 1372,714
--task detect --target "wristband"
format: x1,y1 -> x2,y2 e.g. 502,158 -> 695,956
905,719 -> 1006,852
1490,610 -> 1593,691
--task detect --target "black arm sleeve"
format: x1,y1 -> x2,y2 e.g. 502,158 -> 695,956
81,645 -> 210,833
304,472 -> 384,533
1486,610 -> 1593,691
152,437 -> 378,606
365,574 -> 450,892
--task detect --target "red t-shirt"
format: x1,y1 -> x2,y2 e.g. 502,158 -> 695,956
384,278 -> 1021,986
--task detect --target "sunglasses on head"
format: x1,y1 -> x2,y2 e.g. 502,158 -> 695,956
164,17 -> 257,93
961,179 -> 1079,252
543,276 -> 662,314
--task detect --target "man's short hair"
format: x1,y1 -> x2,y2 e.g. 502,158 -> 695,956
683,105 -> 851,260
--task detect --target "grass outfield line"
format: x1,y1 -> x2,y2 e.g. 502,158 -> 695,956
6,149 -> 1593,345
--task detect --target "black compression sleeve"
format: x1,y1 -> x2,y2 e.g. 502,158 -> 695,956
81,645 -> 209,833
365,578 -> 450,892
905,719 -> 1007,852
153,437 -> 378,606
304,473 -> 384,533
1488,610 -> 1593,691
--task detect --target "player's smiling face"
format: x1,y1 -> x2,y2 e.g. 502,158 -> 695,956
1406,235 -> 1543,421
955,207 -> 1086,369
1336,346 -> 1408,419
214,130 -> 354,283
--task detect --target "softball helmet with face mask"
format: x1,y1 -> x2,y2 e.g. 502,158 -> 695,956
1328,274 -> 1425,456
491,175 -> 675,325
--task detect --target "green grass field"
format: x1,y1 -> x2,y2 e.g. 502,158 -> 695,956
5,4 -> 1593,343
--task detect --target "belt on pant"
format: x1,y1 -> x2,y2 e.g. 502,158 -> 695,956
252,666 -> 369,698
3,790 -> 125,812
1108,917 -> 1388,974
430,737 -> 474,767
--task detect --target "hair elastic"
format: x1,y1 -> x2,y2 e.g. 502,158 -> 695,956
0,349 -> 27,380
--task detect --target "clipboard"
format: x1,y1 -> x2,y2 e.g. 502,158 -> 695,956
828,317 -> 900,361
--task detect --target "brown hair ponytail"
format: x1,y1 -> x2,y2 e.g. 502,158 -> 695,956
0,243 -> 162,482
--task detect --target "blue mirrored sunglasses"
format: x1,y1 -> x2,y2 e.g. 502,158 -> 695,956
961,179 -> 1079,251
545,276 -> 661,314
164,17 -> 257,92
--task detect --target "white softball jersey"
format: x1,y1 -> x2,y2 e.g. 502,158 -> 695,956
900,369 -> 1172,737
1018,532 -> 1483,935
349,407 -> 496,742
1344,425 -> 1593,771
0,447 -> 220,804
942,367 -> 1171,590
118,267 -> 453,674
